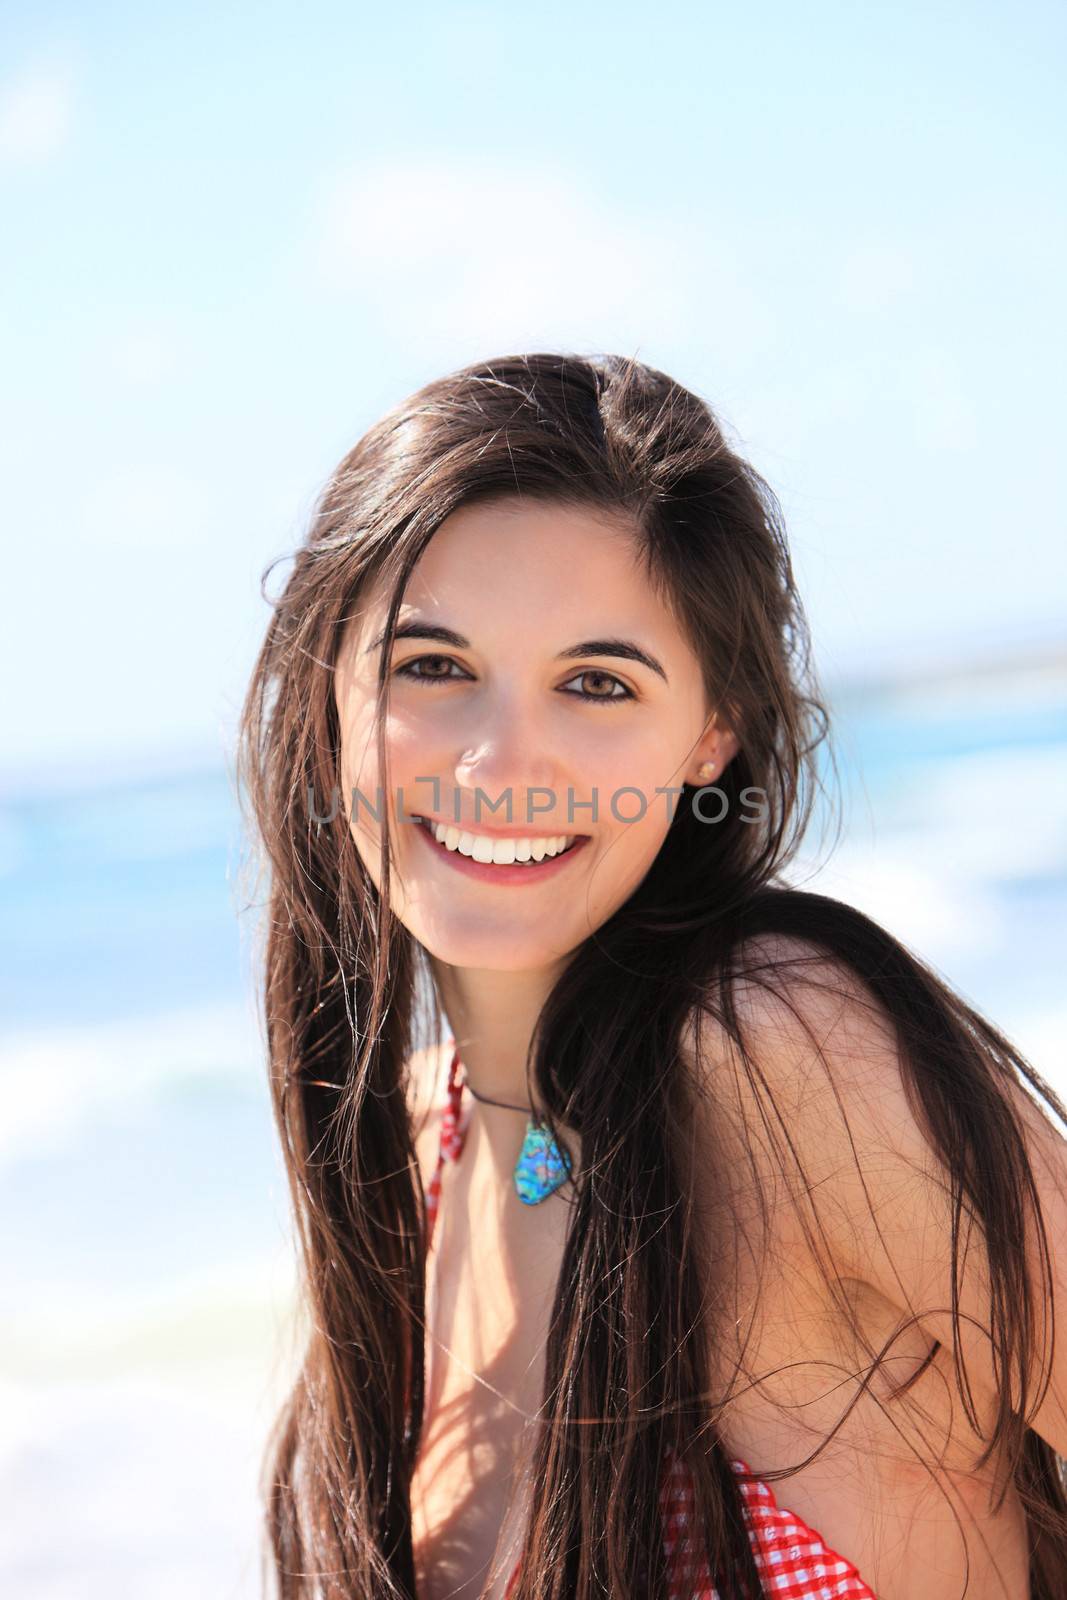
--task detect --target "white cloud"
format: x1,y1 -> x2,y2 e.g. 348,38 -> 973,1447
838,240 -> 919,312
76,462 -> 216,552
108,320 -> 183,385
302,156 -> 773,359
0,61 -> 75,166
904,344 -> 980,453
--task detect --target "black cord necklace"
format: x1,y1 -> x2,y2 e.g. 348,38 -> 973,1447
452,1050 -> 572,1203
462,1078 -> 533,1114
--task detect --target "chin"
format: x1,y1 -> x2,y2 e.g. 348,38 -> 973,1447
410,919 -> 582,973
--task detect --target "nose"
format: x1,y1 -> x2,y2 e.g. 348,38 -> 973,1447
453,698 -> 563,830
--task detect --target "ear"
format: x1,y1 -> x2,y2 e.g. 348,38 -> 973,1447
688,717 -> 740,786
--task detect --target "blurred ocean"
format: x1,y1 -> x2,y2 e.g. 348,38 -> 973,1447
2,648 -> 1065,1598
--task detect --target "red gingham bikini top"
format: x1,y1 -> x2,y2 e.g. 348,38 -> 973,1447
423,1047 -> 878,1600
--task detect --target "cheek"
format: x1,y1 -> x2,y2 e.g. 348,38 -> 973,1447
338,710 -> 433,880
381,709 -> 432,779
336,697 -> 413,815
338,733 -> 378,828
601,808 -> 673,887
336,706 -> 387,852
579,735 -> 682,902
587,785 -> 675,901
588,731 -> 685,829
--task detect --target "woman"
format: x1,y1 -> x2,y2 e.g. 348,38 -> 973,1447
237,352 -> 1067,1599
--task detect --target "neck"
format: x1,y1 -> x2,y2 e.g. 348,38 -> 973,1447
427,954 -> 582,1200
429,954 -> 561,1105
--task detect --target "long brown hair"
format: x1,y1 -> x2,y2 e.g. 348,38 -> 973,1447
236,351 -> 1067,1597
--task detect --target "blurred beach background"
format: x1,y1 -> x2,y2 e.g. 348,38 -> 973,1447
1,2 -> 1064,1595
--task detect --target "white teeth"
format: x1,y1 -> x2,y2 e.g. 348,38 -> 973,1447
424,818 -> 576,864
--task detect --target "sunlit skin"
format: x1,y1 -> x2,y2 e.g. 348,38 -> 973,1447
324,499 -> 1046,1600
332,497 -> 738,1160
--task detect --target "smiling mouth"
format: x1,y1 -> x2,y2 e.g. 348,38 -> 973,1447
411,814 -> 585,866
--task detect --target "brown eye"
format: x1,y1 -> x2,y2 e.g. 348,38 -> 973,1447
562,670 -> 633,704
396,655 -> 467,683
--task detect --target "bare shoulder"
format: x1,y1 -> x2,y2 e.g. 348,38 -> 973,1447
681,928 -> 1067,1459
682,926 -> 1066,1188
678,930 -> 909,1169
676,929 -> 952,1274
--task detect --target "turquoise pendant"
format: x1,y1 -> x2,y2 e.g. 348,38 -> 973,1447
514,1117 -> 572,1204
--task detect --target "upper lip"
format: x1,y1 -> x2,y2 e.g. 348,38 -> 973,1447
411,812 -> 588,840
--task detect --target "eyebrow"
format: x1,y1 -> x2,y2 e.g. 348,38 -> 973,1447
366,620 -> 669,684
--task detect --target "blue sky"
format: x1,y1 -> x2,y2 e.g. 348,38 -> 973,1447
2,1 -> 1065,782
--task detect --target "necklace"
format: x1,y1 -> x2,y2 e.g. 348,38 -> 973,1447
463,1081 -> 532,1113
455,1054 -> 573,1205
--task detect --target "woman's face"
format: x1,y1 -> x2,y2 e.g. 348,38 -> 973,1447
332,497 -> 737,972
